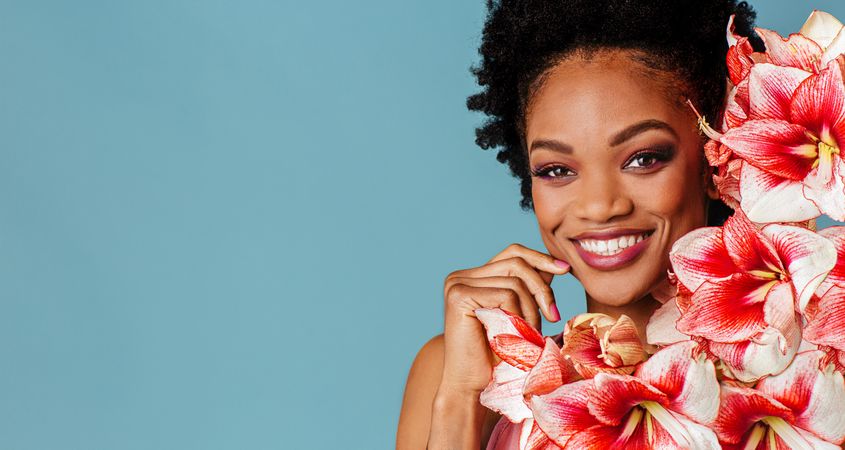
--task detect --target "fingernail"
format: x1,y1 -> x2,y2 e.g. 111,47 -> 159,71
550,302 -> 561,322
554,259 -> 570,270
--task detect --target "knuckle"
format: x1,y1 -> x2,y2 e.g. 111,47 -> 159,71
445,282 -> 467,300
504,243 -> 527,256
445,268 -> 465,281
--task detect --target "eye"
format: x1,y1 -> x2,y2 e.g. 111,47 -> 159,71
623,147 -> 675,170
530,164 -> 575,179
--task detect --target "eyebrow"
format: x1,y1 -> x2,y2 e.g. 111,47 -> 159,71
528,119 -> 679,155
609,119 -> 679,146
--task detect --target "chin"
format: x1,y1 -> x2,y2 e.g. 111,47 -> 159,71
570,263 -> 667,307
583,283 -> 647,307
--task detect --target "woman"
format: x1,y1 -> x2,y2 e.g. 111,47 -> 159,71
397,0 -> 759,448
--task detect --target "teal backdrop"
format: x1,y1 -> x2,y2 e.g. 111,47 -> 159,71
2,1 -> 843,449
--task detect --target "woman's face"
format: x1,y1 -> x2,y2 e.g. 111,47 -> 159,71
526,49 -> 716,307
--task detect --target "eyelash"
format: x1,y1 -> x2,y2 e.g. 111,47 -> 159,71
529,147 -> 675,180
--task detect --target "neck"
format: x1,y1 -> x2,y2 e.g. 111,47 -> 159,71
585,294 -> 662,340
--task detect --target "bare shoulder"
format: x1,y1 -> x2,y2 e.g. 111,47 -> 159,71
396,334 -> 444,450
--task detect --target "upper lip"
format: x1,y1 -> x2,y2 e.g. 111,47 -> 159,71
570,228 -> 654,241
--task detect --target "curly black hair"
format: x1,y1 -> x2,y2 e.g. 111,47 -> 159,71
467,0 -> 763,225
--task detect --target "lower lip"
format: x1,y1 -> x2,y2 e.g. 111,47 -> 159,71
572,234 -> 653,271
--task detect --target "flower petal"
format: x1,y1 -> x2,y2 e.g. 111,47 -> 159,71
669,227 -> 736,293
635,341 -> 720,424
755,27 -> 823,72
676,275 -> 773,342
790,60 -> 845,144
805,288 -> 845,350
715,158 -> 743,210
757,350 -> 845,444
748,63 -> 812,121
530,379 -> 597,448
480,361 -> 532,422
725,78 -> 750,129
522,419 -> 559,450
720,119 -> 817,181
561,424 -> 634,450
588,373 -> 668,426
739,161 -> 822,223
804,157 -> 845,222
722,210 -> 783,273
712,384 -> 794,444
817,226 -> 845,294
762,222 -> 837,311
523,338 -> 579,398
821,27 -> 845,66
708,319 -> 802,383
668,411 -> 722,450
800,10 -> 844,49
602,315 -> 646,368
646,298 -> 691,347
476,307 -> 545,370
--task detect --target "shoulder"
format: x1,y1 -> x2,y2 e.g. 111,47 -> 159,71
396,334 -> 444,450
412,333 -> 445,375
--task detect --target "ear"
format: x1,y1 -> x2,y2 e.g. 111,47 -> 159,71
703,163 -> 720,201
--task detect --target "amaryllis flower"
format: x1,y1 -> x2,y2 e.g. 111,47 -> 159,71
713,351 -> 845,449
713,59 -> 845,222
668,211 -> 836,381
530,341 -> 720,449
741,10 -> 845,77
475,308 -> 579,450
561,313 -> 646,378
475,308 -> 579,423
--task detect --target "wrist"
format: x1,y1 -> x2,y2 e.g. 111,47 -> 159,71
428,385 -> 487,450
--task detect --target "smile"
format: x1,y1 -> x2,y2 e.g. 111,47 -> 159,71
575,231 -> 652,256
570,229 -> 655,270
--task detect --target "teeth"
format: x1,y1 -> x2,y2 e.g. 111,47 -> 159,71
576,232 -> 651,256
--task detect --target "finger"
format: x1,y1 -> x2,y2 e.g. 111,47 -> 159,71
461,256 -> 560,322
487,243 -> 571,275
443,283 -> 523,369
450,276 -> 542,332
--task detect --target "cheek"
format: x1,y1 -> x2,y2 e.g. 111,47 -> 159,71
532,183 -> 572,229
630,160 -> 707,227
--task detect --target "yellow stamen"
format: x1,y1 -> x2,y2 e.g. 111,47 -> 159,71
686,99 -> 724,141
748,270 -> 778,280
620,407 -> 644,442
742,424 -> 765,450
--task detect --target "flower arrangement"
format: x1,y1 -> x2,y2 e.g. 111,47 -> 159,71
476,10 -> 845,449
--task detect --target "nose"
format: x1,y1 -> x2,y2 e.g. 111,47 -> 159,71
569,172 -> 634,223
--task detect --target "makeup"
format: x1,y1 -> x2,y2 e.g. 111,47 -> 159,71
570,228 -> 654,270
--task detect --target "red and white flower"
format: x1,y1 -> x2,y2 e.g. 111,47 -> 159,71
475,308 -> 580,449
713,351 -> 845,449
667,211 -> 836,381
561,313 -> 646,379
530,341 -> 720,449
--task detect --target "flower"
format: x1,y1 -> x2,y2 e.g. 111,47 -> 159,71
561,313 -> 646,379
668,211 -> 836,381
713,351 -> 845,449
475,308 -> 580,449
699,10 -> 845,223
530,342 -> 720,449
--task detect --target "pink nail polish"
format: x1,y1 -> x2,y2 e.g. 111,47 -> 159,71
554,259 -> 570,270
550,302 -> 561,321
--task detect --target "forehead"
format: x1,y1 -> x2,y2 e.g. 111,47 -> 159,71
525,51 -> 692,142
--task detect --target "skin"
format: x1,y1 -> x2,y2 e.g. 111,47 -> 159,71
396,49 -> 720,450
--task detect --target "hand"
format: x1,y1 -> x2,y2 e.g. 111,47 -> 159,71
438,243 -> 570,395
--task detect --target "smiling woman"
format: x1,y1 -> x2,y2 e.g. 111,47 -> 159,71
395,1 -> 760,449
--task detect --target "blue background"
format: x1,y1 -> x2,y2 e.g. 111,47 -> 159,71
1,1 -> 843,449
